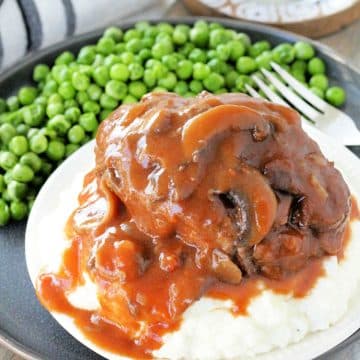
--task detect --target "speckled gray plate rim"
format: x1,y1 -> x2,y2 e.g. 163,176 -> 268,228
0,16 -> 359,360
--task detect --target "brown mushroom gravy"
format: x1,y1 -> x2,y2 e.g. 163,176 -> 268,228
36,92 -> 356,358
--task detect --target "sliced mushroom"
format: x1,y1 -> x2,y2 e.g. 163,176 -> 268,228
213,164 -> 277,247
212,249 -> 242,284
181,104 -> 271,159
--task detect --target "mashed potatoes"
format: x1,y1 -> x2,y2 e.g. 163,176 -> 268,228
26,135 -> 360,360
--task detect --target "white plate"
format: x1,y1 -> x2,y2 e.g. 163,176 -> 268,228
198,0 -> 358,24
26,123 -> 360,360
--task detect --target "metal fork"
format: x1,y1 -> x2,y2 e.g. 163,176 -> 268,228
246,62 -> 360,146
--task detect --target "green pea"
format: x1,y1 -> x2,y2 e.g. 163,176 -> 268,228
20,152 -> 42,172
126,38 -> 142,53
173,27 -> 188,45
249,40 -> 271,58
157,22 -> 174,35
4,172 -> 12,185
291,70 -> 306,83
12,163 -> 34,182
188,48 -> 207,63
68,125 -> 85,144
209,29 -> 231,49
255,51 -> 273,70
7,180 -> 28,200
42,80 -> 58,95
0,175 -> 5,193
272,43 -> 295,64
39,128 -> 57,139
151,41 -> 174,60
46,102 -> 64,118
189,80 -> 203,94
18,86 -> 37,105
92,65 -> 110,86
215,44 -> 231,61
72,72 -> 90,91
176,60 -> 193,80
77,46 -> 96,65
64,99 -> 78,109
63,107 -> 79,124
120,51 -> 135,65
100,109 -> 112,121
79,113 -> 98,132
0,199 -> 10,225
87,84 -> 102,101
110,63 -> 129,82
0,123 -> 16,144
158,72 -> 177,90
189,26 -> 209,48
208,58 -> 228,74
65,144 -> 80,157
122,95 -> 138,104
7,96 -> 19,112
30,134 -> 48,154
47,114 -> 71,135
225,71 -> 239,88
100,94 -> 118,110
309,74 -> 329,91
174,81 -> 188,96
76,91 -> 89,105
55,51 -> 75,65
105,80 -> 127,100
229,40 -> 246,62
235,32 -> 251,49
193,63 -> 211,80
96,36 -> 116,55
128,82 -> 147,99
58,81 -> 76,100
203,73 -> 225,92
139,48 -> 152,62
162,54 -> 178,70
9,136 -> 28,156
27,128 -> 39,138
0,151 -> 18,170
33,64 -> 50,82
325,86 -> 346,107
103,26 -> 123,42
52,64 -> 71,83
22,103 -> 45,127
294,41 -> 315,60
128,63 -> 144,80
124,28 -> 142,42
308,57 -> 326,75
143,69 -> 157,88
46,140 -> 65,161
236,56 -> 257,74
10,200 -> 28,221
16,124 -> 29,136
291,60 -> 307,74
103,54 -> 121,68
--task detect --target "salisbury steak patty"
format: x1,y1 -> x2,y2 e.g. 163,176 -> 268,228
95,91 -> 350,282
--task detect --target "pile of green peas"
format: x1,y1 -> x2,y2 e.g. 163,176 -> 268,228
0,20 -> 346,226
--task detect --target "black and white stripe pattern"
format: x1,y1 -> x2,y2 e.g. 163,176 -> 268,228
0,0 -> 173,72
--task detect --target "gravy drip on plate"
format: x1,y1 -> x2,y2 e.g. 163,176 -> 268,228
37,92 -> 353,358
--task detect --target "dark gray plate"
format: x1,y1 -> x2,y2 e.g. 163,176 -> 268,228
0,17 -> 359,360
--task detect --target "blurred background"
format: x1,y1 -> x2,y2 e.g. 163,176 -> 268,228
0,0 -> 359,72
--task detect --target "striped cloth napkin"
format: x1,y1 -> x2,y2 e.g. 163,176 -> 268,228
0,0 -> 174,72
